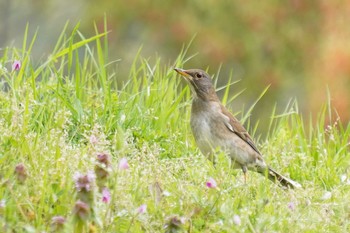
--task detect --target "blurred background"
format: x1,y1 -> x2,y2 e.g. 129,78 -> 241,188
1,0 -> 350,132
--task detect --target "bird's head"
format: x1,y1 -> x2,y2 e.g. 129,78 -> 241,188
174,68 -> 218,101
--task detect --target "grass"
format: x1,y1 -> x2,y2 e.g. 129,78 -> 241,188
1,23 -> 350,232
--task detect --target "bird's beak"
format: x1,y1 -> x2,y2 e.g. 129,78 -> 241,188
174,68 -> 192,81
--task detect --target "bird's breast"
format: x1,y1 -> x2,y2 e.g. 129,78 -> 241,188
190,101 -> 259,166
190,112 -> 213,156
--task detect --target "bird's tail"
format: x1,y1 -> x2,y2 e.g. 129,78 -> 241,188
266,167 -> 302,189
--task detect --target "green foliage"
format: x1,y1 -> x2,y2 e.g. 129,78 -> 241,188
0,23 -> 350,232
82,0 -> 324,125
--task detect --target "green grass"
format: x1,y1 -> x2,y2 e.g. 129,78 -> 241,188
1,23 -> 350,233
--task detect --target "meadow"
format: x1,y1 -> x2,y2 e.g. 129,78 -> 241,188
1,25 -> 350,232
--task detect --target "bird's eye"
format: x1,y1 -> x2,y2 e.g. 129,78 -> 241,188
196,73 -> 203,79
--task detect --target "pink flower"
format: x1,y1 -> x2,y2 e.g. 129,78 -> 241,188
12,60 -> 21,71
102,187 -> 111,203
137,204 -> 147,214
73,200 -> 90,221
89,135 -> 98,145
95,153 -> 111,180
288,202 -> 296,211
51,216 -> 66,230
96,153 -> 110,166
233,215 -> 241,225
206,177 -> 217,189
118,158 -> 129,170
14,163 -> 28,183
164,215 -> 186,231
73,171 -> 95,192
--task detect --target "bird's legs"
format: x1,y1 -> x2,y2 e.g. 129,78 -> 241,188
242,166 -> 248,184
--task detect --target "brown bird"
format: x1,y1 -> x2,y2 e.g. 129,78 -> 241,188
174,68 -> 301,189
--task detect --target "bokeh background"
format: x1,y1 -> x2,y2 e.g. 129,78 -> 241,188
1,0 -> 350,132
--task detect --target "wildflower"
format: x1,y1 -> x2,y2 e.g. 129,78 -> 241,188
118,157 -> 129,170
164,215 -> 186,232
95,167 -> 109,181
14,163 -> 28,183
74,171 -> 95,192
95,153 -> 111,181
137,204 -> 147,214
233,215 -> 241,225
89,135 -> 98,145
288,202 -> 296,211
321,191 -> 332,200
96,153 -> 110,167
51,216 -> 66,231
102,187 -> 111,204
206,177 -> 217,189
73,200 -> 90,221
12,60 -> 21,71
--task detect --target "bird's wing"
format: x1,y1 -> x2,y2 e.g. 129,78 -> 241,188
219,104 -> 262,155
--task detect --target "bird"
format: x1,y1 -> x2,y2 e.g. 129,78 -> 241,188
174,68 -> 301,189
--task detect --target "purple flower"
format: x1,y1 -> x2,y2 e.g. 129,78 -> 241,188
288,202 -> 296,211
12,60 -> 21,71
102,187 -> 111,203
137,204 -> 147,214
14,163 -> 28,183
233,215 -> 241,225
51,216 -> 66,230
95,153 -> 111,181
73,200 -> 90,221
164,215 -> 186,231
118,158 -> 129,170
97,153 -> 110,166
206,177 -> 217,189
89,135 -> 98,145
73,171 -> 95,192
